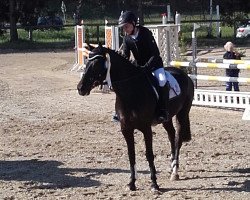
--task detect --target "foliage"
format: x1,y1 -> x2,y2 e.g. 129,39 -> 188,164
1,1 -> 250,24
0,0 -> 9,23
0,0 -> 249,45
215,0 -> 250,33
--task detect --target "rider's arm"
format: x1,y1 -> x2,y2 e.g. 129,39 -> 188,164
143,28 -> 163,70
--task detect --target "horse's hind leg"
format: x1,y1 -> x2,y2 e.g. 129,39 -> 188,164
141,126 -> 159,191
170,111 -> 191,181
177,93 -> 192,142
163,120 -> 180,181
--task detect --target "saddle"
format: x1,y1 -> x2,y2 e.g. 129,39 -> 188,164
147,70 -> 181,101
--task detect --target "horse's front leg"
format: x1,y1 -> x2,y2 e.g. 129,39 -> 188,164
141,126 -> 159,191
121,127 -> 137,191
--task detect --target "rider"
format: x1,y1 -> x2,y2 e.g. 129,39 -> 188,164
117,10 -> 170,122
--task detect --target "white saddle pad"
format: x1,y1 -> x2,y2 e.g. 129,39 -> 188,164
165,71 -> 181,99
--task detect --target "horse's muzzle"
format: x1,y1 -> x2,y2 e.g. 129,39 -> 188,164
78,89 -> 90,96
77,84 -> 90,96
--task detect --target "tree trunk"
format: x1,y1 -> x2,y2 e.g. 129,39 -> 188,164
76,0 -> 83,24
137,0 -> 144,25
117,0 -> 121,13
9,0 -> 18,42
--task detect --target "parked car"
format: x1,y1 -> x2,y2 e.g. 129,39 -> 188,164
37,16 -> 63,30
236,20 -> 250,38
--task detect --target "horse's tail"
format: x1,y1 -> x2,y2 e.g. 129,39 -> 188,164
176,77 -> 194,142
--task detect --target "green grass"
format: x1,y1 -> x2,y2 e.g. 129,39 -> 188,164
31,28 -> 74,42
0,25 -> 107,50
0,27 -> 76,50
178,23 -> 241,48
0,19 -> 248,51
0,27 -> 75,43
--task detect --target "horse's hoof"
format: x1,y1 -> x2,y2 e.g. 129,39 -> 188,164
151,188 -> 162,195
151,183 -> 160,192
170,174 -> 179,181
127,183 -> 136,191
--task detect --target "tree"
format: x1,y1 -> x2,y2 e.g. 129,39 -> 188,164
9,0 -> 18,41
75,0 -> 83,24
138,0 -> 144,25
215,0 -> 250,37
2,0 -> 74,41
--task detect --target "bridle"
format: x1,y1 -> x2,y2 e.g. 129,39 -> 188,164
88,54 -> 104,61
87,53 -> 112,88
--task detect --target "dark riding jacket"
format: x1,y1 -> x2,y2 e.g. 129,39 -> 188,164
122,25 -> 164,71
223,51 -> 240,76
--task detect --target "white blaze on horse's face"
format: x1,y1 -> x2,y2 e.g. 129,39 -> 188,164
77,54 -> 107,96
77,60 -> 96,95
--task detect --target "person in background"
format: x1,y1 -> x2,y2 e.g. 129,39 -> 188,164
112,11 -> 170,123
223,41 -> 241,91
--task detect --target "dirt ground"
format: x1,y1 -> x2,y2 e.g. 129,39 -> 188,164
0,49 -> 249,200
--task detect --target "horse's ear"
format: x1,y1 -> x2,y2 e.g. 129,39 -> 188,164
98,42 -> 102,47
97,43 -> 106,55
85,43 -> 96,51
97,42 -> 104,52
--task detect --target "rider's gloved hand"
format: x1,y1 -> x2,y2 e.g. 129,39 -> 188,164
143,56 -> 155,70
131,60 -> 147,69
131,60 -> 140,67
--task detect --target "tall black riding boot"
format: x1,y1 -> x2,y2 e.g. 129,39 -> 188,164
158,84 -> 170,122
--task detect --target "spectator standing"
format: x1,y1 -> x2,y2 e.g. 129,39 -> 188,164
223,41 -> 241,91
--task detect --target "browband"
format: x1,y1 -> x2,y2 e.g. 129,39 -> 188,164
88,54 -> 104,61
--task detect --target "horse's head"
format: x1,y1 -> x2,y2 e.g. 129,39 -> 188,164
77,45 -> 107,96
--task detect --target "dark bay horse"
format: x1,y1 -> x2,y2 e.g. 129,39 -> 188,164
77,45 -> 194,191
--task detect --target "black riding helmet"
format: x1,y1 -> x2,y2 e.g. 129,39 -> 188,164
118,11 -> 137,27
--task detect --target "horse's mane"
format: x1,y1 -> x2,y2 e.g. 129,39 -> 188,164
88,45 -> 137,68
104,47 -> 137,68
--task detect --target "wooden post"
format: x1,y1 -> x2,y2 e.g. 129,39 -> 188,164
28,27 -> 33,41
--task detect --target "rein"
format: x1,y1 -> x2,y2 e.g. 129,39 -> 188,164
89,50 -> 146,88
111,73 -> 145,86
104,52 -> 146,87
105,53 -> 112,86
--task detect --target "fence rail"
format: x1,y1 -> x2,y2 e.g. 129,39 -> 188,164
170,61 -> 250,70
169,60 -> 250,84
189,75 -> 250,83
196,58 -> 250,65
193,89 -> 250,109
